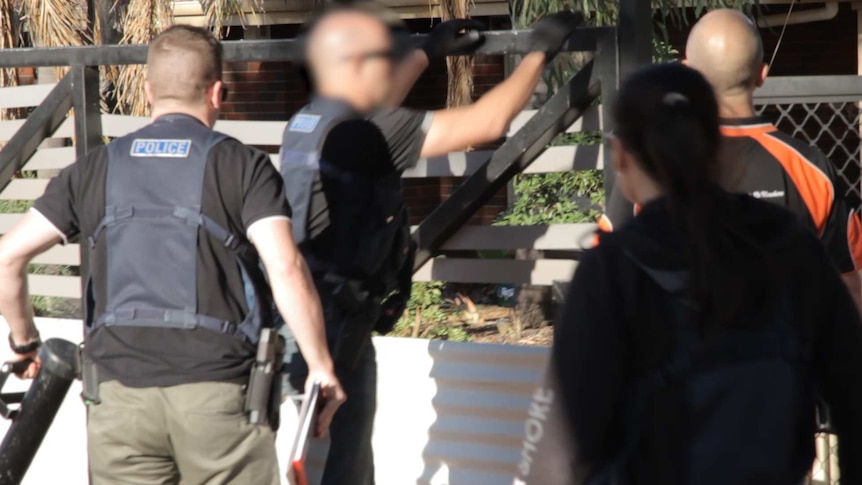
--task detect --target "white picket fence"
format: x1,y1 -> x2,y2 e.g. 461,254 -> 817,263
0,318 -> 548,485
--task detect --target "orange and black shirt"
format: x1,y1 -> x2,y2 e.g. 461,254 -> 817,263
600,116 -> 862,274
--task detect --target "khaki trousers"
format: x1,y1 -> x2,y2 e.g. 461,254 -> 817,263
87,380 -> 279,485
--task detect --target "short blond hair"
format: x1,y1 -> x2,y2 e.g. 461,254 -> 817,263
146,26 -> 222,105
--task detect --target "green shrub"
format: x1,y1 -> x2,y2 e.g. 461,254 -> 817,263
393,281 -> 470,342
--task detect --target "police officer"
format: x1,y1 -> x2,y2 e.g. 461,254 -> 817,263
0,26 -> 344,485
280,6 -> 583,485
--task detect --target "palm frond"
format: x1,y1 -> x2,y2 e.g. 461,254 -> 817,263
201,0 -> 263,35
22,0 -> 90,81
114,0 -> 174,116
0,0 -> 21,121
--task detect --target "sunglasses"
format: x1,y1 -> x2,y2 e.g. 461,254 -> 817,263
341,48 -> 397,63
220,85 -> 229,103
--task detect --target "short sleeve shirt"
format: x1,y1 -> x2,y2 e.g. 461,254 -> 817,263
302,106 -> 431,261
313,106 -> 432,176
33,114 -> 291,387
600,117 -> 862,274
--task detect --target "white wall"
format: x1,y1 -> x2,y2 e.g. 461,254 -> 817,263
0,319 -> 548,485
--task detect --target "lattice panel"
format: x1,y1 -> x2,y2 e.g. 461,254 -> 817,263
756,102 -> 862,211
808,433 -> 839,485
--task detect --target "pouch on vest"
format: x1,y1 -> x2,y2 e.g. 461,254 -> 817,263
591,249 -> 817,485
374,208 -> 416,334
85,117 -> 277,348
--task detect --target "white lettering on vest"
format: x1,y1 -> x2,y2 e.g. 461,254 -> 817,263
130,139 -> 192,158
289,114 -> 321,133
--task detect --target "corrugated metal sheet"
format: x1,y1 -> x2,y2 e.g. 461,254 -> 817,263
373,336 -> 547,485
0,319 -> 549,485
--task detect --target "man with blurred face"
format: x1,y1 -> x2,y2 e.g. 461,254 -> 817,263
280,4 -> 583,484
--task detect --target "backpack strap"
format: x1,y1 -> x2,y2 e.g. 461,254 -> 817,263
587,249 -> 696,484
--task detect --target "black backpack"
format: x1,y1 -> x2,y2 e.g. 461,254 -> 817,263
591,249 -> 818,485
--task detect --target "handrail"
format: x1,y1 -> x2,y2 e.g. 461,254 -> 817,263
0,28 -> 613,68
0,75 -> 72,196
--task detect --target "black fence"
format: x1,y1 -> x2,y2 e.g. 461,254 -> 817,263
0,0 -> 653,269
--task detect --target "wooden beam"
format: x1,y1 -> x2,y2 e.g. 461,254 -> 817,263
414,259 -> 578,285
0,179 -> 50,200
0,118 -> 74,142
0,84 -> 57,109
28,275 -> 81,299
431,224 -> 596,251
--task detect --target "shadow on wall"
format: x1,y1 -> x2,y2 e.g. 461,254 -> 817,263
372,337 -> 547,485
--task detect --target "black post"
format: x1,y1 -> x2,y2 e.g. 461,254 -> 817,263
595,29 -> 618,179
0,339 -> 79,485
618,0 -> 652,81
98,0 -> 118,46
603,0 -> 651,229
71,65 -> 103,158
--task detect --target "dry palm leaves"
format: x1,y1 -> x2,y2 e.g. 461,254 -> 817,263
113,0 -> 173,116
201,0 -> 263,35
21,0 -> 90,81
0,0 -> 21,120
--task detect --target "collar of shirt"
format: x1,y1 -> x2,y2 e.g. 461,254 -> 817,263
309,96 -> 363,118
719,115 -> 771,128
153,113 -> 208,127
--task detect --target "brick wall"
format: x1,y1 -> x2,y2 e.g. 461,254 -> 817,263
222,61 -> 305,121
400,18 -> 510,225
18,68 -> 35,85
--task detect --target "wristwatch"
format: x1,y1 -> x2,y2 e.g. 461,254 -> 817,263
8,332 -> 41,355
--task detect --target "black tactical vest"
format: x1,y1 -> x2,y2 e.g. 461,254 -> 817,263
84,114 -> 275,346
280,97 -> 410,289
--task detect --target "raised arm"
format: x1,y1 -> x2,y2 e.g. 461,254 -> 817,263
248,218 -> 346,434
420,11 -> 584,159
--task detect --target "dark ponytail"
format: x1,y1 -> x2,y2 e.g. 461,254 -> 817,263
613,63 -> 759,329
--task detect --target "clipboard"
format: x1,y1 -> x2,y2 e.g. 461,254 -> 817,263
289,382 -> 321,485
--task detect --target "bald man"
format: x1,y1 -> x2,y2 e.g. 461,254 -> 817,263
600,9 -> 862,309
278,5 -> 582,485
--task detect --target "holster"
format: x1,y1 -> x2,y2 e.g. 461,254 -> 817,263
323,275 -> 381,373
244,328 -> 285,431
78,343 -> 101,405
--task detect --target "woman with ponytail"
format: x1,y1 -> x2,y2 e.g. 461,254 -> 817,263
515,63 -> 862,485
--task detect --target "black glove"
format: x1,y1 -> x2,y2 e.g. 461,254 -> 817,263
422,19 -> 486,58
528,11 -> 585,63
